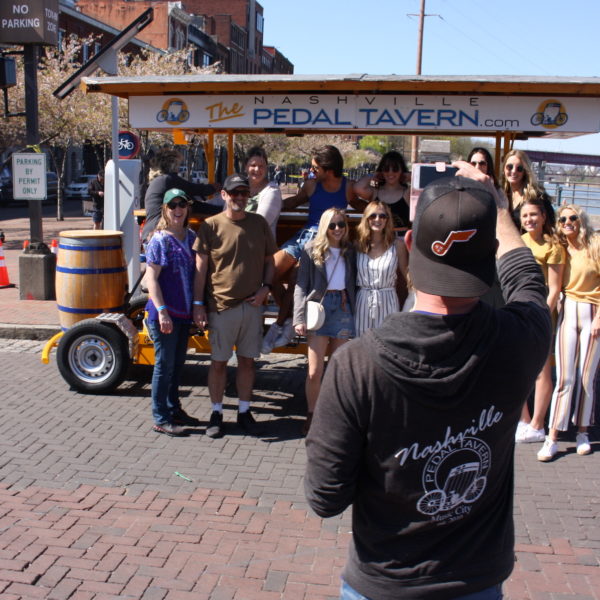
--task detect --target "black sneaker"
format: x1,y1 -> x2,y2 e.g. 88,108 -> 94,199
172,410 -> 202,427
237,410 -> 263,436
206,411 -> 224,438
153,423 -> 188,437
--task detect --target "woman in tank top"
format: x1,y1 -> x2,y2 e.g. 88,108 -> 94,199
354,202 -> 408,336
293,208 -> 356,435
502,149 -> 555,230
354,151 -> 411,232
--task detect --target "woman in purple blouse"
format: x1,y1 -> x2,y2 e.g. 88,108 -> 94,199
145,188 -> 201,436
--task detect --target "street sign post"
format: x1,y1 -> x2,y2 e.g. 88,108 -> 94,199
12,152 -> 46,200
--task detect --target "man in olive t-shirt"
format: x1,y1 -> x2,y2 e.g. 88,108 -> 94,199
193,174 -> 276,438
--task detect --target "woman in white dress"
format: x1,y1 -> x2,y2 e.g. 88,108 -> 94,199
354,202 -> 408,336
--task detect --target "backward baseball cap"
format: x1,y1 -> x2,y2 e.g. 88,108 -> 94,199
409,176 -> 497,298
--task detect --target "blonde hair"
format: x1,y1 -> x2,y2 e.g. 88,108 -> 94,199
355,201 -> 395,254
557,204 -> 600,263
502,150 -> 546,212
311,208 -> 350,266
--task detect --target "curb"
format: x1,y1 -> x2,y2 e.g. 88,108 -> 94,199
0,323 -> 60,340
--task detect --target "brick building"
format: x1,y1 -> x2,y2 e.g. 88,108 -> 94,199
73,0 -> 293,74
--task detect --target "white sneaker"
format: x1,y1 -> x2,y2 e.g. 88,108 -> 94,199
515,421 -> 528,442
537,437 -> 558,462
274,318 -> 295,347
517,424 -> 546,444
576,432 -> 592,456
261,322 -> 282,354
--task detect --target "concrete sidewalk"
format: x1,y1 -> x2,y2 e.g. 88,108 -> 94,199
0,204 -> 91,338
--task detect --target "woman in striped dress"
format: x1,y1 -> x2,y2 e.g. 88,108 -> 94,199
354,202 -> 408,337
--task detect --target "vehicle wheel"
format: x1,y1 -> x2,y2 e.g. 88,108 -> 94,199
126,294 -> 148,331
417,490 -> 445,515
555,112 -> 568,126
530,112 -> 544,126
57,319 -> 129,393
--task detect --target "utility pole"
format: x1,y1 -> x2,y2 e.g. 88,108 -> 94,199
409,0 -> 437,165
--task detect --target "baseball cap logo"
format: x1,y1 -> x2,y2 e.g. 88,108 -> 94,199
431,229 -> 477,256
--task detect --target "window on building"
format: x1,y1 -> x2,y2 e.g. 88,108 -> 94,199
256,12 -> 264,33
58,29 -> 66,52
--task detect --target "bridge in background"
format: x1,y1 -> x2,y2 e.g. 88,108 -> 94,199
527,150 -> 600,167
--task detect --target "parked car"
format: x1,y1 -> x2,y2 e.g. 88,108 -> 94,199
44,172 -> 60,202
0,171 -> 59,204
65,175 -> 97,199
191,170 -> 209,184
0,173 -> 12,203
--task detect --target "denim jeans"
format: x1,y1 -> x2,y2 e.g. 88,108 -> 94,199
340,580 -> 503,600
148,320 -> 190,425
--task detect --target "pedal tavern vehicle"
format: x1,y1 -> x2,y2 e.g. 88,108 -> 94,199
43,74 -> 600,393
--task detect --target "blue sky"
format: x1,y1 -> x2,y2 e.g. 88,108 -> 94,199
258,0 -> 600,156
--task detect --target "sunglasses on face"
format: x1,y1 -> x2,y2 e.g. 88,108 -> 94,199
368,213 -> 388,220
505,164 -> 524,173
328,221 -> 347,230
166,200 -> 189,209
470,160 -> 487,167
229,190 -> 250,198
559,215 -> 579,224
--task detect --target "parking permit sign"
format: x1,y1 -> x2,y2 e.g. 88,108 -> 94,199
12,153 -> 47,200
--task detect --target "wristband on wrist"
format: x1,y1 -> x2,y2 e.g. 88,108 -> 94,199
156,305 -> 167,312
193,300 -> 205,306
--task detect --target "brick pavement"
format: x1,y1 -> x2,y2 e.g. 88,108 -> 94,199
0,345 -> 598,599
1,205 -> 599,599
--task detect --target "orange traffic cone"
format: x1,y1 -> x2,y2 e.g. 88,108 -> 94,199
0,241 -> 15,288
50,239 -> 58,254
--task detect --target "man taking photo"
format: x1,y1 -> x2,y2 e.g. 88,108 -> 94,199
304,161 -> 551,599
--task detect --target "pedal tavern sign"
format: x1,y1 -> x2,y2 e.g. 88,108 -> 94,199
127,94 -> 600,134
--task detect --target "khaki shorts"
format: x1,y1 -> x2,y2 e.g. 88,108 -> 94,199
208,302 -> 263,362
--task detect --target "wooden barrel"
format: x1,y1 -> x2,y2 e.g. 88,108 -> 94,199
55,230 -> 128,330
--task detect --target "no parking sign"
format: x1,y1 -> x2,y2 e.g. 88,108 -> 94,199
118,130 -> 140,159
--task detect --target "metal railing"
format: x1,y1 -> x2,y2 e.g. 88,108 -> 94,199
543,181 -> 600,216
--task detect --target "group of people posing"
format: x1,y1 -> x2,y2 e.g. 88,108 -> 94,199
467,147 -> 600,461
142,144 -> 599,457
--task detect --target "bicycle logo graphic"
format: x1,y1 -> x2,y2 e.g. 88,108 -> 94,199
156,98 -> 190,125
530,100 -> 568,128
119,139 -> 135,151
416,436 -> 491,519
417,462 -> 486,515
